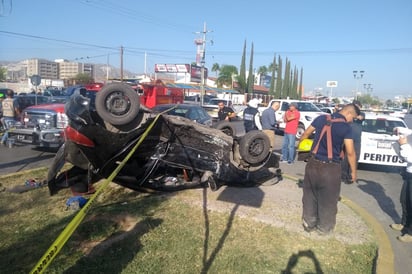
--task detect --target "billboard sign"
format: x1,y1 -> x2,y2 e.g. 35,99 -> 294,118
190,65 -> 208,83
155,64 -> 190,73
326,81 -> 338,88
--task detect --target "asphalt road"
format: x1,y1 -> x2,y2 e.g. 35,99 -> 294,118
0,143 -> 56,176
1,138 -> 412,273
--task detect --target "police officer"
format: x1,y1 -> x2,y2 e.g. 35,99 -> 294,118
1,90 -> 19,145
299,104 -> 360,234
217,101 -> 236,121
243,98 -> 262,132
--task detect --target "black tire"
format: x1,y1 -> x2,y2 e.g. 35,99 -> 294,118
95,83 -> 140,126
239,130 -> 270,164
214,121 -> 237,136
296,124 -> 305,139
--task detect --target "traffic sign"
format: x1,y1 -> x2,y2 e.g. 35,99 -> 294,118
31,75 -> 41,86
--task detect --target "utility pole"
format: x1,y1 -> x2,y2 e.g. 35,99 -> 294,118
194,22 -> 212,105
120,46 -> 124,82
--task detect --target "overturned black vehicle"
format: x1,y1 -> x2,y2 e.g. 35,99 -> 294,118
47,83 -> 282,195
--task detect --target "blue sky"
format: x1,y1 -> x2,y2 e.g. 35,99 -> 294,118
1,0 -> 411,99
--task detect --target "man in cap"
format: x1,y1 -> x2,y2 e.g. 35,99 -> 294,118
243,98 -> 262,132
281,102 -> 300,164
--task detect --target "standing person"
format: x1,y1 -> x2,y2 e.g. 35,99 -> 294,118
261,101 -> 280,152
281,102 -> 300,164
1,90 -> 19,145
217,101 -> 236,121
243,98 -> 262,132
391,134 -> 412,242
341,100 -> 365,184
299,104 -> 360,234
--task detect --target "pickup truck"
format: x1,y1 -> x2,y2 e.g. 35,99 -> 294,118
258,99 -> 325,139
8,103 -> 68,149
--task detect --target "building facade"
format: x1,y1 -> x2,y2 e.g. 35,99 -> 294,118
26,58 -> 59,79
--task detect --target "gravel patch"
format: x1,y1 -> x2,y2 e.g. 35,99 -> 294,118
174,178 -> 375,245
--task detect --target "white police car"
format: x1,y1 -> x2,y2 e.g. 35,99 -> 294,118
359,112 -> 408,167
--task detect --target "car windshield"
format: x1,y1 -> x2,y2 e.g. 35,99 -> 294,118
362,118 -> 406,134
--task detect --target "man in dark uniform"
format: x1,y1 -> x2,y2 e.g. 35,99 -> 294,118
217,101 -> 236,121
341,100 -> 365,184
298,104 -> 360,234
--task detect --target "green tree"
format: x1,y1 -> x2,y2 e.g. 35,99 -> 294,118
298,67 -> 303,99
72,73 -> 94,84
275,55 -> 283,98
216,65 -> 238,88
0,67 -> 7,82
269,54 -> 276,96
283,58 -> 291,98
247,42 -> 254,94
237,40 -> 247,94
257,65 -> 268,86
211,63 -> 220,77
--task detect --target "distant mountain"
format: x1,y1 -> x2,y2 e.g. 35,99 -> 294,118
93,63 -> 138,81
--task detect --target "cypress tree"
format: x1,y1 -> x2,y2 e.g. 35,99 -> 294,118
247,42 -> 254,94
299,67 -> 304,99
238,40 -> 247,94
275,55 -> 283,98
269,54 -> 276,96
283,58 -> 291,98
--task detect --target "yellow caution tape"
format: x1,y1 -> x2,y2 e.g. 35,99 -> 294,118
30,111 -> 166,274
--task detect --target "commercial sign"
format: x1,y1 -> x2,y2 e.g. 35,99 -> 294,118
190,65 -> 208,83
326,81 -> 338,88
155,64 -> 190,73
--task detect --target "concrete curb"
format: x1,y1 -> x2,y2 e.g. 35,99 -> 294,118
282,173 -> 395,274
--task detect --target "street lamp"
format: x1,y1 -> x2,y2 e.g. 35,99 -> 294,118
363,83 -> 372,94
353,70 -> 365,99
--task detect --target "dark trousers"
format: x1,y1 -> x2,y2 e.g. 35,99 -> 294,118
401,173 -> 412,234
302,157 -> 342,232
341,138 -> 361,181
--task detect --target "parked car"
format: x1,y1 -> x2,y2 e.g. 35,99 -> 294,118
47,83 -> 282,195
202,98 -> 240,122
358,112 -> 408,167
320,107 -> 335,114
152,103 -> 213,127
296,112 -> 409,166
258,99 -> 325,139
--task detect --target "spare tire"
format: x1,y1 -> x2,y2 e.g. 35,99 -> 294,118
239,130 -> 270,164
95,83 -> 140,126
214,121 -> 237,137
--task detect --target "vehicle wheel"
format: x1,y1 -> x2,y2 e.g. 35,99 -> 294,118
214,121 -> 236,136
95,83 -> 140,126
296,124 -> 305,139
239,130 -> 270,164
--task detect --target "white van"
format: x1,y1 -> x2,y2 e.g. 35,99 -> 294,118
258,99 -> 325,139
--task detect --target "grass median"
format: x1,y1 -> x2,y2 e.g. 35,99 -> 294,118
0,168 -> 377,273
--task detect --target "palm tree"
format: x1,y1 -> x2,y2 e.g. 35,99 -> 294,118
211,63 -> 220,77
216,65 -> 238,88
257,65 -> 268,86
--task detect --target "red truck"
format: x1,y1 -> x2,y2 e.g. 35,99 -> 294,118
137,81 -> 184,108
